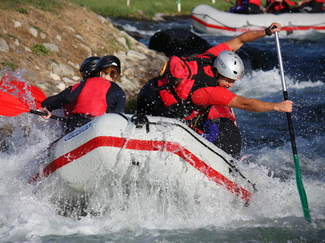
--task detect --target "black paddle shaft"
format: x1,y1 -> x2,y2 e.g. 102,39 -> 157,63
29,109 -> 68,122
283,91 -> 298,155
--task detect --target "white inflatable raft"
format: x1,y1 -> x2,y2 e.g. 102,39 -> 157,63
29,113 -> 256,204
191,4 -> 325,37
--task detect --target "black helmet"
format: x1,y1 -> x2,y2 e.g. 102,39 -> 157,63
79,56 -> 100,80
95,55 -> 121,75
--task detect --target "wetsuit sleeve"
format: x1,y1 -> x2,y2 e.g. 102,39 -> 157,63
191,86 -> 236,107
41,82 -> 85,111
106,82 -> 126,113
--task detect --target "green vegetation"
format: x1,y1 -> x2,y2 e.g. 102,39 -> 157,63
31,44 -> 51,56
1,0 -> 65,12
2,61 -> 17,71
15,8 -> 29,14
30,25 -> 47,34
123,35 -> 132,49
67,0 -> 232,18
4,0 -> 296,19
1,0 -> 231,19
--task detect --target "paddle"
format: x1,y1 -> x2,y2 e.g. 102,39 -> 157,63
0,91 -> 67,122
264,2 -> 274,12
0,75 -> 47,109
274,32 -> 311,223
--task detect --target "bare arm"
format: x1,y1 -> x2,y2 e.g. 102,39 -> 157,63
228,95 -> 293,113
224,22 -> 281,52
297,0 -> 310,6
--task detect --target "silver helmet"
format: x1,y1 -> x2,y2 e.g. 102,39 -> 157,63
213,51 -> 244,80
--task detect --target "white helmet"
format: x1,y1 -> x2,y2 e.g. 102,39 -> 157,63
213,51 -> 245,80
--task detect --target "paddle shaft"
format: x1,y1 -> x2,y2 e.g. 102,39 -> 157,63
274,32 -> 311,223
29,109 -> 68,122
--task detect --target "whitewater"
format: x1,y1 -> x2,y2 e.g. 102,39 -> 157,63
0,19 -> 325,242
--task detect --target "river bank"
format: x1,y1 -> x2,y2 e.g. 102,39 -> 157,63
0,2 -> 168,100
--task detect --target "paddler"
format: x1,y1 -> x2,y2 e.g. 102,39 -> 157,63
137,22 -> 293,158
40,55 -> 126,133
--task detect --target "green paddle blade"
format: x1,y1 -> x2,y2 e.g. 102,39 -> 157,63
294,154 -> 311,223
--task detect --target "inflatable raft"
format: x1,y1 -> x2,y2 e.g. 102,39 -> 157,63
28,113 -> 256,205
191,4 -> 325,37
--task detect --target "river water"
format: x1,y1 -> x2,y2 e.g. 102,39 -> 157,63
1,18 -> 325,242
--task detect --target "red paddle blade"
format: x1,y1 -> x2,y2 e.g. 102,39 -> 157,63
0,75 -> 47,109
30,85 -> 47,108
0,91 -> 29,116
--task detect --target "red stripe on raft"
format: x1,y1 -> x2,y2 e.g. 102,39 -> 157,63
191,15 -> 325,32
29,136 -> 251,202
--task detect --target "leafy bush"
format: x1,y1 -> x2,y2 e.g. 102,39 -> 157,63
15,8 -> 29,14
2,61 -> 17,71
31,44 -> 51,56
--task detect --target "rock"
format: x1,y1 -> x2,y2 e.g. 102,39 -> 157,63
23,70 -> 39,82
40,33 -> 46,39
152,13 -> 166,22
0,39 -> 9,52
28,27 -> 38,37
62,76 -> 76,84
50,73 -> 61,81
59,63 -> 75,77
13,20 -> 21,28
56,81 -> 66,91
127,50 -> 147,60
43,43 -> 59,52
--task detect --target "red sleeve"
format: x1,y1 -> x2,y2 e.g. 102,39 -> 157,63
191,86 -> 236,107
284,0 -> 297,5
198,43 -> 231,58
195,43 -> 232,77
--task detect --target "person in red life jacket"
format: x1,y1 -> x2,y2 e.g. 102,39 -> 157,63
63,56 -> 101,118
38,56 -> 100,119
40,55 -> 126,133
137,22 -> 293,158
226,0 -> 262,14
262,0 -> 296,13
293,0 -> 324,12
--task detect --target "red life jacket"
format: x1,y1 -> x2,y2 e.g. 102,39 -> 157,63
157,55 -> 218,120
249,0 -> 261,6
72,77 -> 111,117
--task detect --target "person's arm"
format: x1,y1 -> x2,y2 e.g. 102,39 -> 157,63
296,0 -> 310,6
39,87 -> 72,119
106,82 -> 126,113
228,95 -> 293,113
224,22 -> 281,52
40,82 -> 85,119
41,82 -> 85,111
112,89 -> 126,113
41,87 -> 72,112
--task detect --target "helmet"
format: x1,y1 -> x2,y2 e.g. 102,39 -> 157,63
212,51 -> 244,80
95,55 -> 121,75
79,56 -> 100,80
